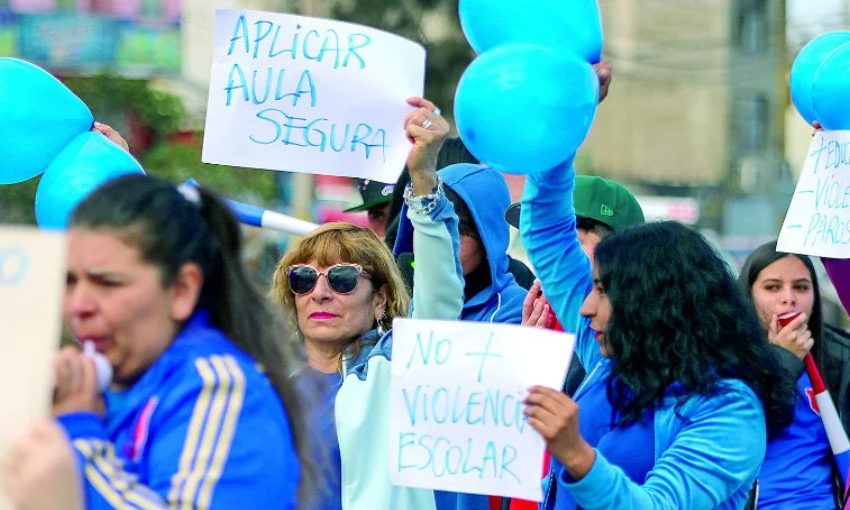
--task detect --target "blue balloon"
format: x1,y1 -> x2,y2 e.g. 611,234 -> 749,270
0,58 -> 94,184
790,32 -> 850,125
35,132 -> 144,230
455,44 -> 599,175
812,41 -> 850,130
459,0 -> 603,63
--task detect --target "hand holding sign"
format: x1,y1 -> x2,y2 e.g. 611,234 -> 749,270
203,9 -> 426,183
524,386 -> 596,480
390,319 -> 573,501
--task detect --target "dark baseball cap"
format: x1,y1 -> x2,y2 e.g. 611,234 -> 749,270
504,175 -> 644,230
344,179 -> 396,212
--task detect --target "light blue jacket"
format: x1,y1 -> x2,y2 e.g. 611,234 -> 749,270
521,161 -> 766,510
336,186 -> 464,510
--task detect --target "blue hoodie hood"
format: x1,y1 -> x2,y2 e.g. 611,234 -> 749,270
393,163 -> 525,324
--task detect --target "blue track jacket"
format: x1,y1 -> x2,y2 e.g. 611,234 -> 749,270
58,311 -> 299,510
521,161 -> 767,510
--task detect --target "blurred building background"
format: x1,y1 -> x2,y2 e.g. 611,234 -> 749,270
0,0 -> 847,321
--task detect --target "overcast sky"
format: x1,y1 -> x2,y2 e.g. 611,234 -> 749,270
788,0 -> 848,48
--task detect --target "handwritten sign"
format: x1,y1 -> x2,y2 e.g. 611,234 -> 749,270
202,9 -> 426,183
389,319 -> 574,501
0,226 -> 65,510
778,130 -> 850,258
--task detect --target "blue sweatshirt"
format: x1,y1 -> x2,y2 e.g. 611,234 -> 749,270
395,163 -> 527,326
757,372 -> 835,509
521,161 -> 766,510
58,310 -> 299,510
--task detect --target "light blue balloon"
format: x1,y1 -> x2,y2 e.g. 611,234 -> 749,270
812,41 -> 850,130
35,132 -> 144,230
455,44 -> 599,175
790,32 -> 850,125
459,0 -> 603,63
0,58 -> 94,184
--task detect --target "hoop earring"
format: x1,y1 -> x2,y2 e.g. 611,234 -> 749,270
376,310 -> 387,336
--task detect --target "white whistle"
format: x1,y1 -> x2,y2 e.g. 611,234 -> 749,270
82,341 -> 113,391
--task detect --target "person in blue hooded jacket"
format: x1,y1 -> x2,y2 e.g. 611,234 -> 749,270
394,163 -> 527,328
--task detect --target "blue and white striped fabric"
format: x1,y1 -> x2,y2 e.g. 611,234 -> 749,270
58,310 -> 299,510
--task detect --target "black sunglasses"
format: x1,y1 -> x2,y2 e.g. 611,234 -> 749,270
286,263 -> 370,295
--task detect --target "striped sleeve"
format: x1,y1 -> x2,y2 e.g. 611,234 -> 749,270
167,355 -> 246,508
66,354 -> 247,510
72,439 -> 166,509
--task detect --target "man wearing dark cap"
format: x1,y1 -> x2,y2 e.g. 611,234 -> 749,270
344,178 -> 395,238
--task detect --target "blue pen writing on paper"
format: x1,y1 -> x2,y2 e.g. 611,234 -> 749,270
808,135 -> 850,174
220,14 -> 389,163
249,109 -> 387,161
797,159 -> 850,248
465,334 -> 503,383
397,330 -> 528,483
397,432 -> 520,483
787,134 -> 850,249
0,247 -> 28,286
406,331 -> 452,368
400,384 -> 526,432
225,65 -> 317,107
227,15 -> 371,69
802,212 -> 850,247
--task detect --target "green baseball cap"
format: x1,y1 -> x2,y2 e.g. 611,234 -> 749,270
504,175 -> 644,230
344,179 -> 396,212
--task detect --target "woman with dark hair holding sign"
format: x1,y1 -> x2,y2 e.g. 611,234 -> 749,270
520,155 -> 794,509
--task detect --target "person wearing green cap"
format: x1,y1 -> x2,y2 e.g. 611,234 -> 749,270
344,179 -> 396,239
505,174 -> 645,265
503,176 -> 645,510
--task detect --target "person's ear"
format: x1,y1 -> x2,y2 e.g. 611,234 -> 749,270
170,262 -> 203,321
373,284 -> 389,319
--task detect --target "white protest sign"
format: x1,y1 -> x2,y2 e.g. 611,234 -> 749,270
389,319 -> 574,501
778,130 -> 850,258
0,226 -> 65,510
202,9 -> 426,183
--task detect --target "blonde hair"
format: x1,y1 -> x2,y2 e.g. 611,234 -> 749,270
271,222 -> 410,348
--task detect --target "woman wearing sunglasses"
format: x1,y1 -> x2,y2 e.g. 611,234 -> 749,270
271,97 -> 464,510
